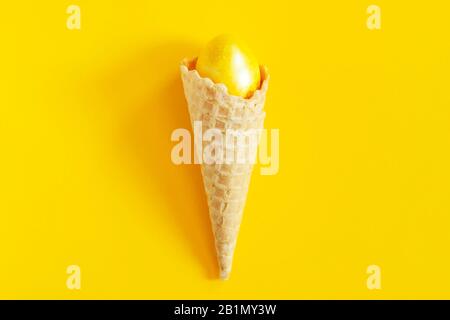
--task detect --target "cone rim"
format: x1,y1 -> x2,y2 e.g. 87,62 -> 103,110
180,57 -> 270,102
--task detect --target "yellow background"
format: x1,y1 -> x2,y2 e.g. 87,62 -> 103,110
1,0 -> 450,299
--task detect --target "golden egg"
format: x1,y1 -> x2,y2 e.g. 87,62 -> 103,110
196,34 -> 261,98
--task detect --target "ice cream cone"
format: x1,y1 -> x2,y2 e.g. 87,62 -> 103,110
180,57 -> 269,279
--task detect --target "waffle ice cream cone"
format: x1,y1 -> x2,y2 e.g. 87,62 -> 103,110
180,57 -> 269,279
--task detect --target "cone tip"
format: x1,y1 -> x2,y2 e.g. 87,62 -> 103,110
220,270 -> 230,280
